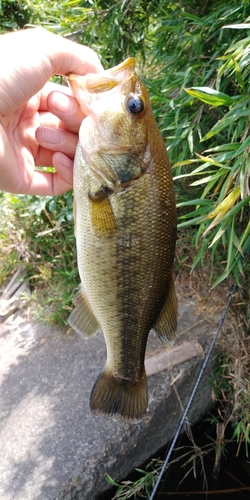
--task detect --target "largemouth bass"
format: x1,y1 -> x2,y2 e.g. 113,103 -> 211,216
67,58 -> 177,422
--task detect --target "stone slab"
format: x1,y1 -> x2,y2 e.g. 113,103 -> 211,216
0,289 -> 220,500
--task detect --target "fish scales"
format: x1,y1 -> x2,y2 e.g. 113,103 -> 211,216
67,58 -> 177,422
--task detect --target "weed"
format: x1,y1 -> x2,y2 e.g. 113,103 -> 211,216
106,459 -> 163,500
0,1 -> 250,495
0,192 -> 78,326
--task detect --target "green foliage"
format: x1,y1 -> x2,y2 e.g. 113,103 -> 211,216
0,0 -> 249,296
0,4 -> 249,493
10,0 -> 159,67
208,344 -> 250,456
175,28 -> 250,286
145,2 -> 249,160
232,417 -> 250,457
0,192 -> 78,326
0,0 -> 33,32
106,460 -> 163,499
142,0 -> 250,286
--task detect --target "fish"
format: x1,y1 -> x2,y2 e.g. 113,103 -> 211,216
67,57 -> 177,422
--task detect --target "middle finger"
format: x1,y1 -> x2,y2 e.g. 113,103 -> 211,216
47,90 -> 85,133
35,125 -> 78,159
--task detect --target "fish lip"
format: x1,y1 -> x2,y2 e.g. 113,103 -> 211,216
106,57 -> 136,76
66,57 -> 136,94
69,73 -> 118,94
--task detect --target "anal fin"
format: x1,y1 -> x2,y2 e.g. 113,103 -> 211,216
153,273 -> 178,345
68,285 -> 100,339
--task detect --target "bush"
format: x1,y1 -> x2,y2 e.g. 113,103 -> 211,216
0,0 -> 249,296
144,1 -> 250,285
0,191 -> 78,326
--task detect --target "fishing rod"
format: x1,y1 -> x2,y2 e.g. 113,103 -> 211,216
149,245 -> 250,500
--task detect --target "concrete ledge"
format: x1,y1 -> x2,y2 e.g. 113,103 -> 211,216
0,290 -> 220,500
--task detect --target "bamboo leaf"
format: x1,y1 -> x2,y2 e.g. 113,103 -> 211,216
177,216 -> 206,228
211,269 -> 232,288
209,227 -> 226,248
195,153 -> 228,168
185,87 -> 234,107
201,119 -> 232,141
172,159 -> 200,168
191,173 -> 222,186
223,23 -> 250,29
207,186 -> 241,219
235,221 -> 250,256
176,199 -> 212,208
203,207 -> 229,236
231,136 -> 250,158
222,195 -> 250,223
227,217 -> 235,271
204,143 -> 239,153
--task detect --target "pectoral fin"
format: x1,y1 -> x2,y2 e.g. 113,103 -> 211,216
68,285 -> 100,339
89,190 -> 116,236
153,274 -> 177,345
73,197 -> 77,237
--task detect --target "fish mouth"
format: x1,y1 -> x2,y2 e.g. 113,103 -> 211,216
106,57 -> 135,77
67,57 -> 136,95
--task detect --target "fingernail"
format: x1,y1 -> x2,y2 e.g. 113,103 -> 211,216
51,92 -> 76,113
40,127 -> 63,145
54,152 -> 73,169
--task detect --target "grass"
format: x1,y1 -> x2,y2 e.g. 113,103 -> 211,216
106,460 -> 163,500
0,1 -> 249,495
0,179 -> 249,500
0,191 -> 79,327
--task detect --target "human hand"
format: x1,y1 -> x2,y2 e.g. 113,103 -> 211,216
0,28 -> 103,195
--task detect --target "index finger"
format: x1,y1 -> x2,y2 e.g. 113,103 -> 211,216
38,82 -> 73,111
47,32 -> 103,76
0,29 -> 103,115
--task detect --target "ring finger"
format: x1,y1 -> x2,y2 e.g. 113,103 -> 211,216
35,125 -> 78,159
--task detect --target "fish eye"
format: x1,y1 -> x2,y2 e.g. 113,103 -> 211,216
125,94 -> 145,116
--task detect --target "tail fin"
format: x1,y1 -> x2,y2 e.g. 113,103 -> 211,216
90,368 -> 148,422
